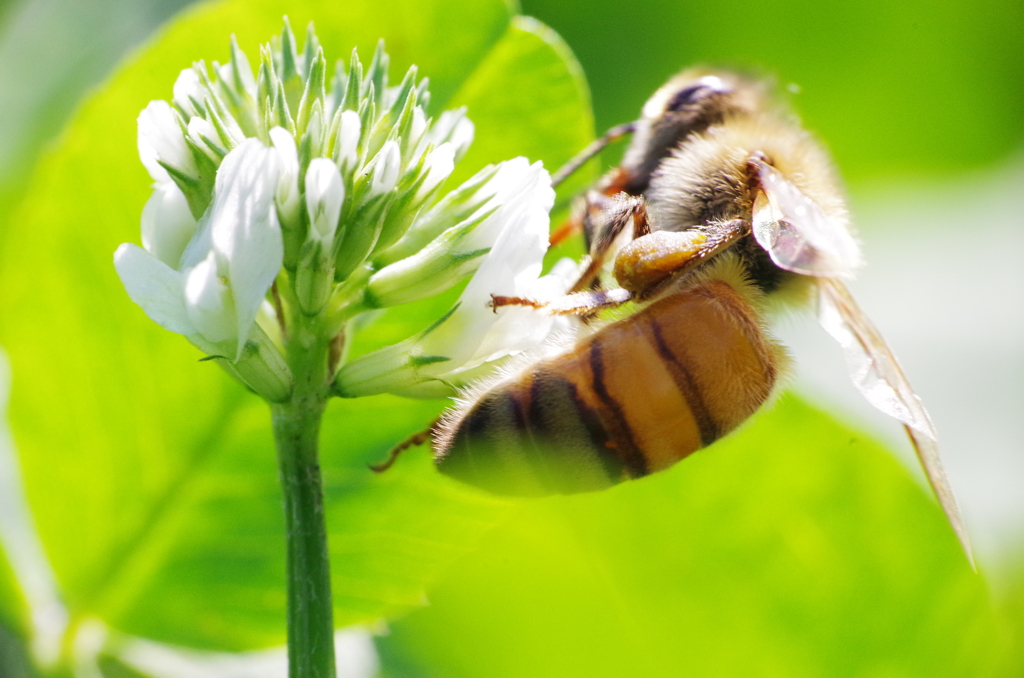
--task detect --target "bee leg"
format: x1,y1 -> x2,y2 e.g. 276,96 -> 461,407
550,189 -> 608,248
369,420 -> 438,473
491,287 -> 633,317
569,194 -> 650,293
551,122 -> 638,188
614,218 -> 748,293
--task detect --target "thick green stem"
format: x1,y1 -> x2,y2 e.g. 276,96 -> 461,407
271,309 -> 336,678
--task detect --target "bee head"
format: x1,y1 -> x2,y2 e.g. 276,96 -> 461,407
621,70 -> 762,194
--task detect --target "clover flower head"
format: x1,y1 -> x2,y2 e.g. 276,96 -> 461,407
115,21 -> 568,402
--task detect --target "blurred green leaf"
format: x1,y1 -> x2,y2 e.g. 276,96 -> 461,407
0,620 -> 35,678
379,395 -> 999,677
0,0 -> 591,653
0,552 -> 21,633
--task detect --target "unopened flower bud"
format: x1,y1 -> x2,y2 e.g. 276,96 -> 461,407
409,107 -> 427,149
305,158 -> 344,244
369,140 -> 401,196
335,110 -> 361,170
187,116 -> 221,160
448,117 -> 474,160
305,103 -> 325,156
414,142 -> 454,203
172,67 -> 204,117
428,109 -> 474,161
138,100 -> 197,183
269,127 -> 301,229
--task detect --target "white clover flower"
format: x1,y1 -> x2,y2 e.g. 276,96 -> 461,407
113,27 -> 578,677
115,23 -> 568,404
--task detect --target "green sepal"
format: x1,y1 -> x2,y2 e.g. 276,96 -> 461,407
295,239 -> 335,316
213,324 -> 293,403
295,47 -> 327,138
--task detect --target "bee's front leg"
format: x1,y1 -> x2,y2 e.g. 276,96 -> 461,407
490,287 -> 633,317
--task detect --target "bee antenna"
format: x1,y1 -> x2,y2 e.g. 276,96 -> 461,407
551,122 -> 637,188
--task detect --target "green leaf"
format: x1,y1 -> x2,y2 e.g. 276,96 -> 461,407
447,16 -> 594,193
378,395 -> 1000,677
0,620 -> 35,678
0,553 -> 27,663
0,0 -> 591,654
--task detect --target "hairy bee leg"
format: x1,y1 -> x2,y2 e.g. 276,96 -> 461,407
614,218 -> 749,292
551,122 -> 638,188
369,422 -> 438,473
550,189 -> 610,248
570,195 -> 650,293
491,287 -> 633,316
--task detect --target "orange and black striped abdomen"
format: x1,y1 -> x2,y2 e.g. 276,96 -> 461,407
435,277 -> 781,496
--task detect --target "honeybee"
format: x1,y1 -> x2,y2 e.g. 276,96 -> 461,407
384,70 -> 971,562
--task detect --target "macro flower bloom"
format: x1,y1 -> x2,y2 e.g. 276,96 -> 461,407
115,22 -> 569,402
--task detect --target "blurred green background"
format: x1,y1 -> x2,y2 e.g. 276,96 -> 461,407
0,0 -> 1022,676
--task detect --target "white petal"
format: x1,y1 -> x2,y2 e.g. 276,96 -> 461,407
419,161 -> 554,369
369,140 -> 401,196
269,126 -> 301,228
172,68 -> 204,117
218,50 -> 257,98
409,107 -> 427,151
470,257 -> 574,366
114,243 -> 194,335
208,139 -> 284,359
415,143 -> 454,201
305,158 -> 344,242
459,158 -> 553,255
138,100 -> 197,183
337,110 -> 361,170
448,116 -> 475,160
366,160 -> 550,307
184,250 -> 237,346
140,182 -> 197,267
428,109 -> 475,161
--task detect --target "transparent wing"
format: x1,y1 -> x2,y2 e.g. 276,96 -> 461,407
817,277 -> 973,567
750,158 -> 861,277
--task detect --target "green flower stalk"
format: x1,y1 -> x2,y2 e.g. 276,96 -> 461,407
113,20 -> 574,678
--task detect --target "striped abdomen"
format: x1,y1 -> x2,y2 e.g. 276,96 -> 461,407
435,276 -> 782,496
